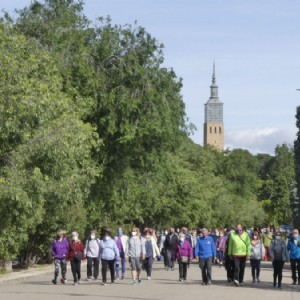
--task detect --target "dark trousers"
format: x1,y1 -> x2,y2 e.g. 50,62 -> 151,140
178,261 -> 188,280
272,259 -> 285,286
144,256 -> 154,277
87,256 -> 100,279
101,259 -> 115,283
290,259 -> 300,283
233,257 -> 246,283
225,256 -> 234,281
199,257 -> 212,283
250,259 -> 261,279
70,260 -> 81,283
166,249 -> 175,269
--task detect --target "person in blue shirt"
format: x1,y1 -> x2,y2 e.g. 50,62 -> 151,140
195,228 -> 216,285
287,228 -> 300,285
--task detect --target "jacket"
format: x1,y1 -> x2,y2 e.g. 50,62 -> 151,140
194,236 -> 216,259
262,232 -> 273,247
99,238 -> 119,260
125,236 -> 146,258
250,240 -> 265,260
51,238 -> 69,259
145,236 -> 160,258
114,235 -> 129,254
287,236 -> 300,259
270,239 -> 289,261
228,232 -> 251,257
85,238 -> 100,258
68,240 -> 85,261
175,240 -> 193,259
164,233 -> 179,251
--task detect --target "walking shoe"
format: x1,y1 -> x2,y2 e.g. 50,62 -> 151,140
73,282 -> 78,286
60,278 -> 66,284
278,284 -> 282,289
137,279 -> 142,284
227,278 -> 232,283
273,283 -> 277,288
240,283 -> 244,287
121,275 -> 125,280
115,276 -> 120,281
292,281 -> 296,285
110,282 -> 115,285
201,282 -> 206,285
101,282 -> 107,286
132,280 -> 137,285
207,280 -> 212,285
234,280 -> 239,286
87,277 -> 92,281
77,280 -> 81,284
171,268 -> 174,271
52,279 -> 57,285
179,278 -> 183,282
257,278 -> 260,283
147,276 -> 151,280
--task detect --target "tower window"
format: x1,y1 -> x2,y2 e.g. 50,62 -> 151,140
215,127 -> 217,133
219,127 -> 222,134
210,127 -> 212,133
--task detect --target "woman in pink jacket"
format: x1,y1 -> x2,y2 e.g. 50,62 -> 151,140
175,233 -> 193,282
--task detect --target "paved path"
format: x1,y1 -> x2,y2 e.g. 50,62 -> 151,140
0,261 -> 299,300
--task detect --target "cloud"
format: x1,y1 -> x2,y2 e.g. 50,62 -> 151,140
225,127 -> 297,155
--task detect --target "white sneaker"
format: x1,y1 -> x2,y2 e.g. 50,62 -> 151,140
147,276 -> 151,280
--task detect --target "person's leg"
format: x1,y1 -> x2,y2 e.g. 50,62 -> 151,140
115,258 -> 120,278
290,259 -> 297,283
296,259 -> 300,284
265,246 -> 270,261
250,259 -> 255,281
183,263 -> 187,280
121,255 -> 126,278
199,258 -> 207,284
148,256 -> 153,277
278,261 -> 284,287
166,250 -> 172,269
144,257 -> 149,276
108,259 -> 115,283
101,259 -> 108,284
233,257 -> 240,284
136,259 -> 142,282
256,260 -> 261,282
239,257 -> 246,284
94,257 -> 100,279
171,250 -> 175,269
53,259 -> 60,283
206,257 -> 212,283
87,256 -> 93,278
76,260 -> 81,282
273,260 -> 279,287
70,260 -> 77,283
178,261 -> 184,280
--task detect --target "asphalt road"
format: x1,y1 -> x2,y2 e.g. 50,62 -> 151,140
0,261 -> 299,300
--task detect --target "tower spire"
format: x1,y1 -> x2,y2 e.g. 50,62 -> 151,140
210,62 -> 218,98
212,61 -> 216,84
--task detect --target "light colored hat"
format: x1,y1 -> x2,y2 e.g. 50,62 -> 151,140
179,233 -> 185,239
72,231 -> 79,237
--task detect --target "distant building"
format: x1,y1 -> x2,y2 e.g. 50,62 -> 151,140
203,63 -> 224,151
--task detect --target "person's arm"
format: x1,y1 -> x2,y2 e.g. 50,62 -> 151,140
194,239 -> 199,259
246,234 -> 251,257
113,240 -> 120,258
211,237 -> 216,258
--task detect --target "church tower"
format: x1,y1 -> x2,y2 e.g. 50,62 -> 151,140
203,63 -> 224,151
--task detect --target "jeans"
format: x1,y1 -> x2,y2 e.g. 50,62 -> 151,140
101,259 -> 115,283
115,253 -> 126,277
290,259 -> 300,283
273,259 -> 285,286
87,256 -> 100,279
144,256 -> 154,277
199,257 -> 212,283
178,260 -> 188,280
54,258 -> 67,280
233,257 -> 246,283
70,259 -> 81,283
250,259 -> 261,279
225,256 -> 234,281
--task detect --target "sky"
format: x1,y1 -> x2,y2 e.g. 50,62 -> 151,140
1,0 -> 300,155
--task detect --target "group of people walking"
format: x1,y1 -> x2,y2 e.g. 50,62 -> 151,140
51,224 -> 300,289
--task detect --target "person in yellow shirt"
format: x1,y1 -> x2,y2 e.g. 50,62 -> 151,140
262,227 -> 273,261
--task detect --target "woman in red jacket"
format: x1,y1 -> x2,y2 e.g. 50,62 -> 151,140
68,232 -> 85,285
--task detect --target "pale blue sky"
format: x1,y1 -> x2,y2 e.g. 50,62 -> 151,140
1,0 -> 300,154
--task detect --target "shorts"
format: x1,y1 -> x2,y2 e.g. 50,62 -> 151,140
129,257 -> 142,271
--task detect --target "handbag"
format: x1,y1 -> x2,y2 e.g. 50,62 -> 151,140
74,252 -> 82,262
180,256 -> 189,263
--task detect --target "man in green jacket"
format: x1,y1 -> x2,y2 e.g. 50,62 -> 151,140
228,224 -> 251,286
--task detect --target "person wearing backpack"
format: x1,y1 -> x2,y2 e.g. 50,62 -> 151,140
250,231 -> 265,283
85,230 -> 100,281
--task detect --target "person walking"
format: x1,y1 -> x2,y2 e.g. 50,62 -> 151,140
287,228 -> 300,285
250,231 -> 265,283
222,228 -> 234,282
68,232 -> 85,286
216,230 -> 225,267
175,232 -> 193,282
85,230 -> 100,281
144,231 -> 160,280
99,229 -> 119,285
164,228 -> 178,271
195,228 -> 216,285
114,226 -> 128,280
270,230 -> 289,288
51,229 -> 69,285
262,227 -> 273,261
125,227 -> 146,285
228,224 -> 251,287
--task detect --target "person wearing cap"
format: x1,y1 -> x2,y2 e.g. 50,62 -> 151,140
175,232 -> 193,282
85,230 -> 100,280
270,230 -> 289,288
287,228 -> 300,285
68,231 -> 85,286
114,226 -> 128,280
51,229 -> 70,285
228,224 -> 251,287
195,228 -> 216,285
